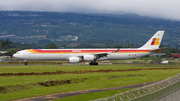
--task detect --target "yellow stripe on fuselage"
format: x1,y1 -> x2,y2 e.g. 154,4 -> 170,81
27,49 -> 150,54
27,49 -> 37,53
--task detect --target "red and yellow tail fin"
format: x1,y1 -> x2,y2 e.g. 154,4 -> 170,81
139,31 -> 164,49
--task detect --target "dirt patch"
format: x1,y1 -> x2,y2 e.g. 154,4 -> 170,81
0,78 -> 88,94
38,78 -> 87,87
0,84 -> 34,94
1,67 -> 180,76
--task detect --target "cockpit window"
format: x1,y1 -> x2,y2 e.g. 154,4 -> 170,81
16,52 -> 20,54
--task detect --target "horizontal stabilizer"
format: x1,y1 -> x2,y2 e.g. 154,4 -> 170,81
150,47 -> 167,52
150,49 -> 162,52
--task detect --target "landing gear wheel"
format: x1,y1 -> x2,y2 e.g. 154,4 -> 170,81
94,62 -> 98,65
24,60 -> 28,65
89,62 -> 98,65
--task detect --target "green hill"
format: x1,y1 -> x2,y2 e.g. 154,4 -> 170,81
0,11 -> 180,48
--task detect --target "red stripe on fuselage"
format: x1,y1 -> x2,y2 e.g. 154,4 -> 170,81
31,49 -> 150,54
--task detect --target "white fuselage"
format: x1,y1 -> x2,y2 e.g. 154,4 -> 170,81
13,48 -> 151,61
13,31 -> 164,65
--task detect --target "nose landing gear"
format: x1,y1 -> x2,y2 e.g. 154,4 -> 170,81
24,60 -> 28,65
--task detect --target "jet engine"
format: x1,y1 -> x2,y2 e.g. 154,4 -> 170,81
69,57 -> 82,63
83,55 -> 96,61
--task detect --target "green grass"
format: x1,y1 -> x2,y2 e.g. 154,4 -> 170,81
0,64 -> 178,73
0,64 -> 180,101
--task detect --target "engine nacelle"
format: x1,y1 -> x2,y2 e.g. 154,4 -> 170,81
83,55 -> 96,61
69,57 -> 81,63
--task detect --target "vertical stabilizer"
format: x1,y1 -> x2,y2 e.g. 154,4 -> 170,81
139,31 -> 164,49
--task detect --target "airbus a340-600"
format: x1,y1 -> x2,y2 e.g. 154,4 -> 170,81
13,31 -> 164,65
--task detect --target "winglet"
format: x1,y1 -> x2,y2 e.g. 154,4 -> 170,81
139,31 -> 164,49
113,48 -> 120,53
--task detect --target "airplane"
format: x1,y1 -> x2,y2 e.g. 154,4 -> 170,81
13,31 -> 164,65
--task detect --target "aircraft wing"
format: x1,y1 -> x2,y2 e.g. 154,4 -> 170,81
95,52 -> 108,56
76,52 -> 109,61
76,48 -> 119,61
93,52 -> 109,61
94,48 -> 119,60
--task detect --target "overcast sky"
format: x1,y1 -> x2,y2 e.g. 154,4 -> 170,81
0,0 -> 180,20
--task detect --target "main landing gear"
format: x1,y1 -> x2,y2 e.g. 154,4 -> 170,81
89,61 -> 98,65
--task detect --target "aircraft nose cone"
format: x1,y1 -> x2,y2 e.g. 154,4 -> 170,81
13,54 -> 17,58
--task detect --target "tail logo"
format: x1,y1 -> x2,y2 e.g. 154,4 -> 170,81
151,38 -> 160,45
